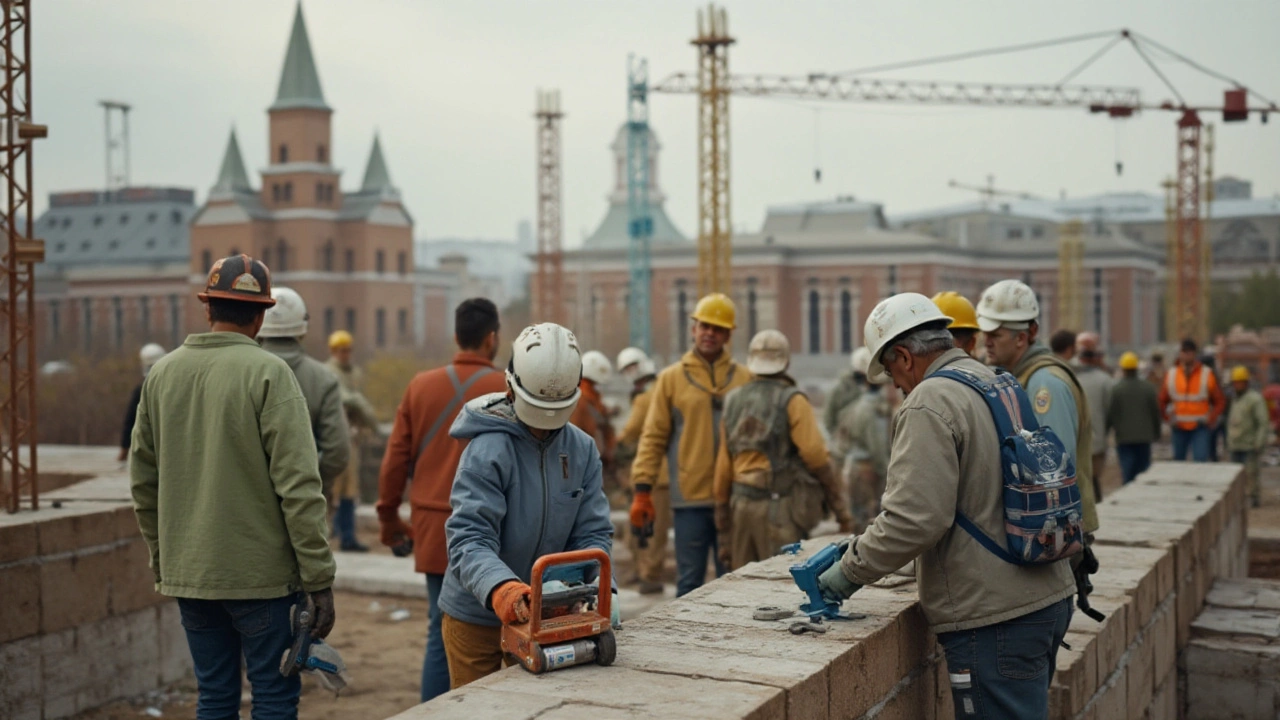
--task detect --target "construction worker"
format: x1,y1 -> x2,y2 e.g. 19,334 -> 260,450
1227,365 -> 1271,508
326,330 -> 381,552
374,298 -> 505,702
832,347 -> 891,532
818,293 -> 1074,719
1049,329 -> 1078,363
712,330 -> 852,571
1157,338 -> 1226,463
1107,352 -> 1162,484
615,346 -> 669,595
931,291 -> 980,357
630,293 -> 750,597
257,287 -> 350,491
823,348 -> 864,439
1074,332 -> 1112,501
570,350 -> 617,480
118,343 -> 166,463
439,323 -> 615,688
977,279 -> 1099,535
130,255 -> 336,718
1146,352 -> 1168,390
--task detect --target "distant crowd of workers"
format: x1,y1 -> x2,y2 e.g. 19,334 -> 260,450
121,252 -> 1273,720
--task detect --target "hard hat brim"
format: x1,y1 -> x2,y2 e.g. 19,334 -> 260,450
690,312 -> 735,330
948,319 -> 981,331
511,389 -> 581,430
747,356 -> 787,376
198,290 -> 277,307
976,316 -> 1004,333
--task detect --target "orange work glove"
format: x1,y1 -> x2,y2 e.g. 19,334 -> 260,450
379,516 -> 413,548
491,581 -> 532,625
630,486 -> 656,530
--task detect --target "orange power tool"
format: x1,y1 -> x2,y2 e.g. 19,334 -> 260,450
501,548 -> 617,674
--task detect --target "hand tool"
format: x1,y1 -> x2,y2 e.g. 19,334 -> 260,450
501,548 -> 617,674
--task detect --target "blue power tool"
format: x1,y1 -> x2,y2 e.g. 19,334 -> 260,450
787,542 -> 859,621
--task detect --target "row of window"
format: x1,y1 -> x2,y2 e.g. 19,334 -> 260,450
54,236 -> 174,254
278,143 -> 327,164
319,307 -> 408,348
672,285 -> 860,356
48,296 -> 183,351
45,209 -> 185,230
198,246 -> 408,275
270,181 -> 338,206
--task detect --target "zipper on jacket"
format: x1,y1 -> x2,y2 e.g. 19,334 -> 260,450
533,438 -> 549,558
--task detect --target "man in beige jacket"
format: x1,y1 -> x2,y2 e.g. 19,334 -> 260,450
818,293 -> 1075,720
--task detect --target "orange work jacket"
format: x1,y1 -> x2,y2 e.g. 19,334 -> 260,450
1158,363 -> 1226,431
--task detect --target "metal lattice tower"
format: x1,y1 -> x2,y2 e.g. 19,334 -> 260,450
1200,124 -> 1214,344
534,89 -> 564,326
626,55 -> 653,353
99,100 -> 130,191
1172,110 -> 1203,343
1057,219 -> 1084,331
1,0 -> 46,513
693,4 -> 733,298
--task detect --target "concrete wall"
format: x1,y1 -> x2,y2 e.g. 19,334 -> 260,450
1184,578 -> 1280,718
0,448 -> 191,719
393,461 -> 1245,720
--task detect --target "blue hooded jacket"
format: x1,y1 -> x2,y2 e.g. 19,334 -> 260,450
439,393 -> 615,627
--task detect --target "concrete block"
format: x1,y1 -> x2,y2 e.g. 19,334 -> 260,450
0,634 -> 43,720
1071,593 -> 1131,673
1206,578 -> 1280,612
1191,606 -> 1280,640
1149,671 -> 1176,720
934,659 -> 954,720
39,553 -> 112,634
1150,604 -> 1176,686
74,611 -> 159,712
1125,633 -> 1154,720
112,505 -> 143,541
40,628 -> 83,719
1092,562 -> 1159,629
876,660 -> 935,720
0,518 -> 38,564
388,686 -> 563,719
157,601 -> 192,685
0,563 -> 40,643
1051,631 -> 1097,718
34,505 -> 118,556
829,623 -> 903,719
110,539 -> 163,615
1185,671 -> 1270,720
1093,663 -> 1127,720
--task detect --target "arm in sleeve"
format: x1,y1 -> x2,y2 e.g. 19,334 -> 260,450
1209,374 -> 1227,427
261,386 -> 336,593
1028,372 -> 1079,457
128,384 -> 161,582
619,392 -> 650,447
630,373 -> 674,489
1254,395 -> 1273,450
342,388 -> 381,432
315,380 -> 351,488
822,385 -> 841,437
446,438 -> 519,608
121,384 -> 142,451
789,394 -> 832,472
713,424 -> 732,504
841,405 -> 959,585
376,386 -> 416,522
1148,386 -> 1164,440
1157,373 -> 1172,422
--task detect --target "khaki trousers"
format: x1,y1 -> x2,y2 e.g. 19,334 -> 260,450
331,439 -> 361,501
442,613 -> 511,689
728,494 -> 804,571
843,458 -> 885,534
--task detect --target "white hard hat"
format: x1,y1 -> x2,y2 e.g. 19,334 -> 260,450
863,293 -> 952,382
747,329 -> 790,376
506,323 -> 583,430
637,357 -> 657,378
850,347 -> 872,376
139,343 -> 166,367
581,350 -> 612,385
616,346 -> 648,374
976,279 -> 1039,334
258,287 -> 308,338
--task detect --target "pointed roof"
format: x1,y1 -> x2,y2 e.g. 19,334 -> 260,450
270,2 -> 329,112
211,128 -> 252,193
361,133 -> 394,192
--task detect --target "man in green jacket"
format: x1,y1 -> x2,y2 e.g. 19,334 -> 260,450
1107,352 -> 1162,484
1228,365 -> 1272,508
131,255 -> 337,720
823,351 -> 864,439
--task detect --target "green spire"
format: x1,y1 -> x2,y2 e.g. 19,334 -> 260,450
361,133 -> 393,191
212,128 -> 251,192
271,2 -> 328,111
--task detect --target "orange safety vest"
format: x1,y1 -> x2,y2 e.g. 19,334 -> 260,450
1165,365 -> 1213,430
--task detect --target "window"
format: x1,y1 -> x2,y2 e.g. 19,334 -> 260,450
1031,225 -> 1044,239
171,210 -> 183,224
93,215 -> 103,227
276,240 -> 288,272
808,289 -> 821,355
324,308 -> 335,336
82,299 -> 92,351
318,144 -> 327,163
316,182 -> 325,205
119,214 -> 129,225
107,239 -> 119,251
80,240 -> 91,252
169,294 -> 180,347
1093,268 -> 1104,334
345,308 -> 356,335
278,144 -> 288,163
147,212 -> 158,223
1006,226 -> 1025,240
62,217 -> 71,228
398,308 -> 408,336
272,184 -> 281,203
376,308 -> 386,347
322,242 -> 334,271
140,296 -> 150,334
50,300 -> 60,340
113,298 -> 123,348
375,250 -> 385,273
200,249 -> 212,271
344,249 -> 354,273
747,287 -> 758,339
54,242 -> 65,254
145,238 -> 156,249
840,290 -> 853,354
888,266 -> 898,296
397,251 -> 407,275
282,183 -> 293,202
676,288 -> 688,353
262,247 -> 272,268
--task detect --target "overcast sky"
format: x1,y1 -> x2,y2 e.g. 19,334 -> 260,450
34,1 -> 1280,247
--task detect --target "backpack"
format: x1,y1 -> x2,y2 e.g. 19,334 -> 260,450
934,365 -> 1084,565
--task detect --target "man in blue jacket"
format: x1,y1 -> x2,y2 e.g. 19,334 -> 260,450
439,322 -> 615,689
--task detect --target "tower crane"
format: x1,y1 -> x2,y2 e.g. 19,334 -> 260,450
644,9 -> 1277,343
948,175 -> 1042,205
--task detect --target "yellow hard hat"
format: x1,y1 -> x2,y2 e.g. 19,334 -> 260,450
1231,365 -> 1251,383
691,293 -> 737,330
931,291 -> 980,331
1119,351 -> 1140,370
328,330 -> 354,350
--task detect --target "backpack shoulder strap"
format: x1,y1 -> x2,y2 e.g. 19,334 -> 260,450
410,365 -> 498,474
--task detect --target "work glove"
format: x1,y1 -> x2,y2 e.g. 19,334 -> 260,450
310,588 -> 336,640
817,560 -> 861,606
492,581 -> 532,625
630,485 -> 656,537
379,516 -> 413,549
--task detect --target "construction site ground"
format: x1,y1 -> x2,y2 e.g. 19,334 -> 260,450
71,443 -> 1280,720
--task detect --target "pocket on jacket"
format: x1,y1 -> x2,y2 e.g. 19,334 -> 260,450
995,613 -> 1059,680
551,488 -> 584,507
227,599 -> 274,637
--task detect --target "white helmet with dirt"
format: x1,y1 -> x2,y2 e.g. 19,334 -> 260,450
976,279 -> 1039,333
258,286 -> 309,338
139,343 -> 166,368
746,329 -> 790,376
863,293 -> 952,381
581,350 -> 612,385
616,346 -> 648,377
506,323 -> 583,430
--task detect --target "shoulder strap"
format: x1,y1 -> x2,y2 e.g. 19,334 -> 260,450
409,365 -> 498,475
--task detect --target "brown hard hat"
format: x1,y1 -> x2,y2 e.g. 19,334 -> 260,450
198,254 -> 276,306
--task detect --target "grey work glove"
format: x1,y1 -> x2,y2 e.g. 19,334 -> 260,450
817,554 -> 862,606
310,588 -> 336,640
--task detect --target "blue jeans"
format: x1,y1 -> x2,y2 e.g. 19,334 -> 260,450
178,594 -> 301,720
1172,425 -> 1211,462
937,598 -> 1072,720
672,506 -> 725,597
1115,443 -> 1152,484
421,573 -> 450,702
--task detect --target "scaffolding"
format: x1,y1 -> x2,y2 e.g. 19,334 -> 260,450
626,55 -> 653,353
533,89 -> 564,326
692,4 -> 733,298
